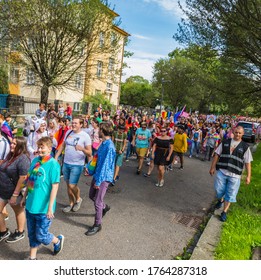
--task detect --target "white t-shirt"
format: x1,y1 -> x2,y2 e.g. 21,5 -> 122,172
64,130 -> 91,165
215,139 -> 253,178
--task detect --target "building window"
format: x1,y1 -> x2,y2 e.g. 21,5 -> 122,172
26,68 -> 35,85
106,82 -> 112,91
74,102 -> 80,112
99,32 -> 105,48
10,67 -> 19,84
75,73 -> 83,89
108,58 -> 114,72
95,89 -> 101,95
97,61 -> 103,77
111,32 -> 117,46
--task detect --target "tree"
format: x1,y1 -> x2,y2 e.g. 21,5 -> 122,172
120,75 -> 158,107
0,65 -> 9,94
83,92 -> 113,113
0,0 -> 121,104
174,0 -> 261,113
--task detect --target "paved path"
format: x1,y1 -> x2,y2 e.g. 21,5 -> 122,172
0,154 -> 215,260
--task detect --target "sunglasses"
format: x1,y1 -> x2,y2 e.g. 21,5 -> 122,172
161,130 -> 166,132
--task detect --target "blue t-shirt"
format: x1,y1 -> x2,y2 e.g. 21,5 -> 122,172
135,128 -> 151,148
26,157 -> 60,214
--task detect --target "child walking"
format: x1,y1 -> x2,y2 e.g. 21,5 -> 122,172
22,136 -> 64,260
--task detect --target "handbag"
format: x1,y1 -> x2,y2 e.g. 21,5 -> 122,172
86,154 -> 98,176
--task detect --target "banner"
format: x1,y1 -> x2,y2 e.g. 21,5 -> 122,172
206,114 -> 217,123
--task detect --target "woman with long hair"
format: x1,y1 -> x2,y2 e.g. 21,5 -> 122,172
150,126 -> 173,187
0,136 -> 31,243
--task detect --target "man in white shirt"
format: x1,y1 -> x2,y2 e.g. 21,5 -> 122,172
55,117 -> 92,213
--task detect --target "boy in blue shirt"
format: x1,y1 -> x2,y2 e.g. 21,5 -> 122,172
22,137 -> 64,260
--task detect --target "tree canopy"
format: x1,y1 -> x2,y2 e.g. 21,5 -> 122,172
173,0 -> 261,115
0,0 -> 120,104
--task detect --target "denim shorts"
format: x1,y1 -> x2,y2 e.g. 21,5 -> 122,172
214,170 -> 241,202
115,153 -> 124,167
26,210 -> 54,248
62,163 -> 84,185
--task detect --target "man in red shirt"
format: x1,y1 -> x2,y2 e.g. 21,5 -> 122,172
65,103 -> 73,121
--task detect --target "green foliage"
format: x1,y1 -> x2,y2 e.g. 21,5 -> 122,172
174,0 -> 261,115
215,145 -> 261,260
120,75 -> 159,107
0,0 -> 117,104
83,92 -> 113,113
0,66 -> 9,94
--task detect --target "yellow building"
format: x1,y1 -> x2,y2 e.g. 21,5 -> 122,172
7,6 -> 129,113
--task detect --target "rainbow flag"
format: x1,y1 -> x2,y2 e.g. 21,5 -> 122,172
86,154 -> 98,176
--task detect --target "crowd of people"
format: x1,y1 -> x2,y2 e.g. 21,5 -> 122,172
0,102 -> 258,259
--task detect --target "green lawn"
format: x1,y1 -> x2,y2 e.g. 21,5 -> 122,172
215,144 -> 261,259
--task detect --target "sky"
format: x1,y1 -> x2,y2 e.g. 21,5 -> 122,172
109,0 -> 186,82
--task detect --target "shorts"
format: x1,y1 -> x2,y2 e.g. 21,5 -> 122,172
115,153 -> 124,167
0,194 -> 23,205
62,163 -> 84,185
136,147 -> 148,157
214,170 -> 241,202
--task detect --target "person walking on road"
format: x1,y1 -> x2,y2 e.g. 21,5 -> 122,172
55,117 -> 92,213
209,126 -> 253,222
132,122 -> 152,175
171,125 -> 188,170
150,127 -> 173,187
22,137 -> 64,259
0,136 -> 30,243
86,122 -> 116,236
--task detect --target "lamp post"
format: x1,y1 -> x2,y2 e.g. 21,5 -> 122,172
160,78 -> 170,113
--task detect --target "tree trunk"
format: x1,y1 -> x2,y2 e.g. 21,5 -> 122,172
40,84 -> 49,106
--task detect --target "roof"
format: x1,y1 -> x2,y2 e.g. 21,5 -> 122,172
112,25 -> 130,37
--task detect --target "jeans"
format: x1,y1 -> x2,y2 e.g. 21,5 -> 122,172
190,141 -> 200,156
125,141 -> 136,159
26,210 -> 54,248
214,170 -> 241,202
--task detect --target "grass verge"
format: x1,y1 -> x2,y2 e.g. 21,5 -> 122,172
215,143 -> 261,259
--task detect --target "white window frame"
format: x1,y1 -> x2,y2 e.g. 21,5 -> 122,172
10,67 -> 19,84
97,61 -> 103,77
99,32 -> 105,48
26,68 -> 35,85
73,102 -> 80,112
106,82 -> 112,91
75,73 -> 83,89
108,58 -> 115,72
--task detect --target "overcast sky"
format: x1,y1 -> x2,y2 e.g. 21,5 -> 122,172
109,0 -> 185,82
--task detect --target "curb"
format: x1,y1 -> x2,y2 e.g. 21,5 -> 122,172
190,209 -> 223,260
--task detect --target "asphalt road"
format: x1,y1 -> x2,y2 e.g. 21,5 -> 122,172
1,153 -> 216,260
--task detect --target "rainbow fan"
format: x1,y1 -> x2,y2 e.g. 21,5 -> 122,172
86,154 -> 98,176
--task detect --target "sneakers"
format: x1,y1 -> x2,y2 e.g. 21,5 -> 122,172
5,230 -> 25,243
155,180 -> 164,188
215,199 -> 223,209
143,173 -> 150,177
53,235 -> 64,255
179,166 -> 184,170
189,155 -> 192,158
125,159 -> 129,162
102,204 -> 110,217
168,165 -> 173,171
72,198 -> 83,212
220,211 -> 227,222
115,175 -> 120,181
0,229 -> 11,242
62,205 -> 73,213
85,224 -> 102,236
